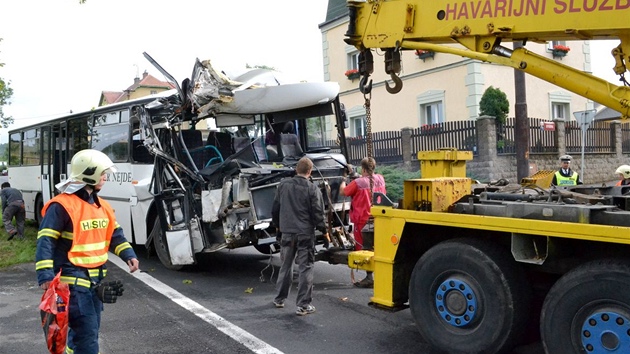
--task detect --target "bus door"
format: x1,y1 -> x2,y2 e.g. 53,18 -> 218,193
40,126 -> 53,204
51,122 -> 68,198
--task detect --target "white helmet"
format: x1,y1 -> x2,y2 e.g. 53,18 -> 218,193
70,149 -> 117,185
615,165 -> 630,179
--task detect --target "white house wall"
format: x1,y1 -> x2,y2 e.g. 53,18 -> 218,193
323,19 -> 590,134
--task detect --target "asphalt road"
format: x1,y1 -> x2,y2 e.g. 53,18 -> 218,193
0,246 -> 544,354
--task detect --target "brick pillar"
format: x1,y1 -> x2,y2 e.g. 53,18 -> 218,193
473,116 -> 497,181
401,127 -> 413,168
554,119 -> 566,156
476,116 -> 496,161
612,121 -> 622,157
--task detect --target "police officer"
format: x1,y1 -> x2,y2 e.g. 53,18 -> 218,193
35,149 -> 139,354
551,154 -> 583,186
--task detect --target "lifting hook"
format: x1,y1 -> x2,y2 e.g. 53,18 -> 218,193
360,74 -> 373,95
385,72 -> 403,94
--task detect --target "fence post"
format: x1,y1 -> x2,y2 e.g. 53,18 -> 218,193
612,121 -> 622,157
401,127 -> 413,168
554,119 -> 566,156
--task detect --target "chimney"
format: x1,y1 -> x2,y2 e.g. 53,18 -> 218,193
143,70 -> 148,79
133,76 -> 140,85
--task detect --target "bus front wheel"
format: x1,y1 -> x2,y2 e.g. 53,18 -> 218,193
150,218 -> 184,271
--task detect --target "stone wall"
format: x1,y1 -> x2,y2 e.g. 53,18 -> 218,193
465,116 -> 629,184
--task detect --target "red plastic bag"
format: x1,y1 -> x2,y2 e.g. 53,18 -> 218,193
39,271 -> 70,354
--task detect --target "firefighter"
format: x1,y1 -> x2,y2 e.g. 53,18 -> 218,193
615,165 -> 630,186
551,154 -> 582,186
35,149 -> 139,354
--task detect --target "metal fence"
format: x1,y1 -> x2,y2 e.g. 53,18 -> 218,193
325,118 -> 622,165
410,121 -> 478,157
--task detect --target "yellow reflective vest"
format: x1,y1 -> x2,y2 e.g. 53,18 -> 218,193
554,171 -> 579,186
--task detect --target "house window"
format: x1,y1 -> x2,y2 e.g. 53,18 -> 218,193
547,40 -> 566,51
345,46 -> 360,71
549,91 -> 572,121
150,90 -> 157,95
351,116 -> 366,137
417,90 -> 446,125
422,102 -> 444,125
552,102 -> 570,120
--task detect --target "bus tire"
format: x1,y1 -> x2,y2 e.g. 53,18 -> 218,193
540,259 -> 630,353
35,195 -> 44,226
409,238 -> 530,354
150,218 -> 184,271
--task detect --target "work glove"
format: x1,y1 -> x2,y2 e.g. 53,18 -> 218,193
96,280 -> 124,304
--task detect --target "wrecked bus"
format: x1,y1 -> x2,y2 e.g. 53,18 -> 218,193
7,55 -> 356,270
140,55 -> 355,269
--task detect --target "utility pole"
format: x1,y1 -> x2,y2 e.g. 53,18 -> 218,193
513,42 -> 530,181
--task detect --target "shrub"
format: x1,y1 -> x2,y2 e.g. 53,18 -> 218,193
479,86 -> 510,124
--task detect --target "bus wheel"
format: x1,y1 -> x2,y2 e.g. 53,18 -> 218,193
150,218 -> 184,271
541,259 -> 630,353
409,238 -> 530,353
35,195 -> 44,226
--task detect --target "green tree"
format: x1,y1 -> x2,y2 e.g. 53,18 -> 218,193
479,86 -> 509,124
0,39 -> 14,129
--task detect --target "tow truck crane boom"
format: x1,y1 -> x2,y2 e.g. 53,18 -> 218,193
345,0 -> 630,117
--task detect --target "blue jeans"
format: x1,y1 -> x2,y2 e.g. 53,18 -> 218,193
67,285 -> 103,354
274,233 -> 315,307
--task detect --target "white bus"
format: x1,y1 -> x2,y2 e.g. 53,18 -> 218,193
8,57 -> 354,270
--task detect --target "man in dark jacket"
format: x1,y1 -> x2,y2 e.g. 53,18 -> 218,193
272,157 -> 327,316
1,182 -> 25,240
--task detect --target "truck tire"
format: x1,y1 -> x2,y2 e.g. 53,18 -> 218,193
540,259 -> 630,353
150,218 -> 184,271
409,238 -> 530,353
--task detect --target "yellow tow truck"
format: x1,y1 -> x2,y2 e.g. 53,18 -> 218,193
339,1 -> 630,352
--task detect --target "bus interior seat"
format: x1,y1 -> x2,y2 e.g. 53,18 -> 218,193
132,140 -> 153,163
233,136 -> 251,154
252,138 -> 268,162
266,145 -> 278,161
279,133 -> 303,158
181,129 -> 204,169
207,131 -> 233,159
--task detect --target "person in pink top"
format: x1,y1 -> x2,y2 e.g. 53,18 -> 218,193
340,157 -> 386,288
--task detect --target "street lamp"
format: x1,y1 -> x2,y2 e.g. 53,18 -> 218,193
572,109 -> 596,181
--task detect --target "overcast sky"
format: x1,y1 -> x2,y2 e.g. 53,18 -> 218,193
0,0 -> 329,143
0,1 -> 624,144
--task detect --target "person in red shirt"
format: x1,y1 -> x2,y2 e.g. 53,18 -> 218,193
340,157 -> 386,288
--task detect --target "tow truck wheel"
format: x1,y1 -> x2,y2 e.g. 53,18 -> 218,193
150,218 -> 184,271
409,238 -> 530,353
541,260 -> 630,353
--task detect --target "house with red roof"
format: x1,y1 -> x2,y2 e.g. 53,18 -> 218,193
98,70 -> 175,106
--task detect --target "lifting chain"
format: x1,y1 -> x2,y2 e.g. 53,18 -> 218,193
364,92 -> 373,159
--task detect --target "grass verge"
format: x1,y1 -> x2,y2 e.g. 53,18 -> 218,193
0,218 -> 38,269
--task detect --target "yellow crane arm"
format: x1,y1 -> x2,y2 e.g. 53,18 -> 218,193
345,0 -> 630,118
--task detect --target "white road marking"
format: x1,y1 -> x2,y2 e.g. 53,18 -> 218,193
109,254 -> 284,354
